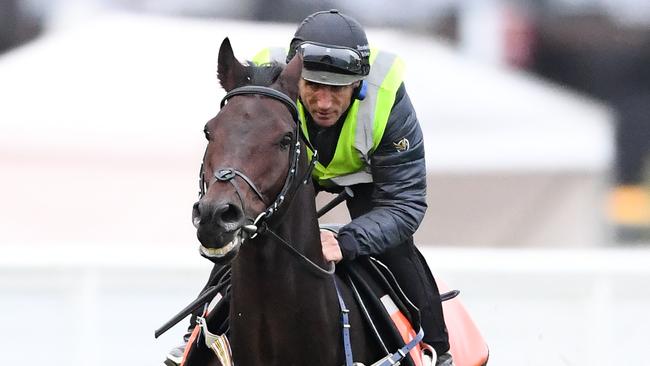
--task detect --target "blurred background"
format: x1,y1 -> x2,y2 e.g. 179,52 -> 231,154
1,0 -> 649,365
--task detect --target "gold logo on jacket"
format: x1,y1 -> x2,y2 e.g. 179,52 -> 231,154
393,138 -> 410,152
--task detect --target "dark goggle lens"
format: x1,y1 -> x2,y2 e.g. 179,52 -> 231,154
298,43 -> 363,74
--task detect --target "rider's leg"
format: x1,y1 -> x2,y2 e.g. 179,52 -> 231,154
375,240 -> 450,356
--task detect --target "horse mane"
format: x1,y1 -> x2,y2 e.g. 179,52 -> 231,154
245,61 -> 285,86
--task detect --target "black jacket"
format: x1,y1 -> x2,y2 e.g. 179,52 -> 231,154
307,83 -> 427,260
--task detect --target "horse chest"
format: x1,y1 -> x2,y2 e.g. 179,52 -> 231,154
228,283 -> 342,365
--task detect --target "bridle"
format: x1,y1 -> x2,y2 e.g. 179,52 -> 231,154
200,85 -> 314,227
198,85 -> 334,276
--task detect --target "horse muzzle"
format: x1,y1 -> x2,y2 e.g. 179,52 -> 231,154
193,200 -> 246,259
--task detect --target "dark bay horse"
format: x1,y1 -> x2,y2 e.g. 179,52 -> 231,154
184,38 -> 382,366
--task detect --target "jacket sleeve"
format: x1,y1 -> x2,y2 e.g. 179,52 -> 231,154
337,83 -> 428,260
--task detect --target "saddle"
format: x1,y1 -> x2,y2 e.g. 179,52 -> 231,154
170,256 -> 428,366
339,256 -> 425,366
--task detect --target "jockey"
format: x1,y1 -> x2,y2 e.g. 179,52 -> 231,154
167,9 -> 453,366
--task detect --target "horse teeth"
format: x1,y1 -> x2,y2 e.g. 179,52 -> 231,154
199,236 -> 240,258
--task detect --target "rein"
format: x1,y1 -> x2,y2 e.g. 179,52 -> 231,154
200,85 -> 332,277
265,228 -> 336,277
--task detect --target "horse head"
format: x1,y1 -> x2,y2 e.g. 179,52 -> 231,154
192,38 -> 303,262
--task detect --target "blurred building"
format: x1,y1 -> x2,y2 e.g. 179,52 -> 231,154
530,8 -> 650,240
431,0 -> 650,241
0,13 -> 613,248
0,0 -> 43,53
3,0 -> 648,243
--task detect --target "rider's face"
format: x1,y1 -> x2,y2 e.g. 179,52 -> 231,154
298,79 -> 359,127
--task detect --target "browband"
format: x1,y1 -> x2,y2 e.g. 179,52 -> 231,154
220,86 -> 299,122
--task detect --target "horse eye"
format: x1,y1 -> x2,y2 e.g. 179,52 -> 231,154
203,128 -> 210,141
279,133 -> 293,150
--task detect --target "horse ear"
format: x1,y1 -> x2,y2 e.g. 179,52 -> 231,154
217,37 -> 249,92
274,54 -> 303,101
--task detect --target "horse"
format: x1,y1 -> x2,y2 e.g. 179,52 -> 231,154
183,37 -> 384,366
171,37 -> 490,366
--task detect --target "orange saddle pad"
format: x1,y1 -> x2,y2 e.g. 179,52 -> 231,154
438,280 -> 489,366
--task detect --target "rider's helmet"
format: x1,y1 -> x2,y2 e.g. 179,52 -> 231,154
287,9 -> 370,86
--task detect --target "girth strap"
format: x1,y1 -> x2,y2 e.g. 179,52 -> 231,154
334,278 -> 354,366
335,277 -> 423,366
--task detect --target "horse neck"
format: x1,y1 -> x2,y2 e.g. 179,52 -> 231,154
228,181 -> 341,364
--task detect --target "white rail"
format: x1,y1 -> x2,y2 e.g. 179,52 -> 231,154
1,244 -> 649,365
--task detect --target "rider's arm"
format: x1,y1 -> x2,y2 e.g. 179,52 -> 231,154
337,83 -> 427,260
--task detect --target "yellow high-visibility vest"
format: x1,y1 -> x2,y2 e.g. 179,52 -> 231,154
252,47 -> 405,186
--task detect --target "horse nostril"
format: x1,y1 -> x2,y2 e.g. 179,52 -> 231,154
218,203 -> 244,225
195,201 -> 244,231
192,202 -> 201,228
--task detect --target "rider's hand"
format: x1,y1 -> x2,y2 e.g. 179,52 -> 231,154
320,230 -> 343,263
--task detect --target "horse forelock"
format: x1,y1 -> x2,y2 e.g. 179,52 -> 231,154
246,61 -> 285,87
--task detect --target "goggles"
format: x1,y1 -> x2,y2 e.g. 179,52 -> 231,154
297,42 -> 364,75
